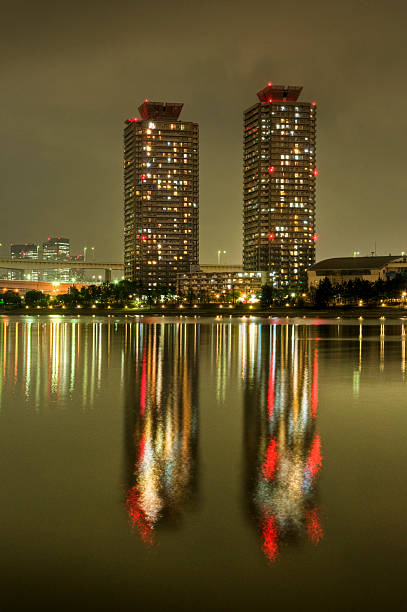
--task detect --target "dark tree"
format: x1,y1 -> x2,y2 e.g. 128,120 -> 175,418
24,290 -> 47,306
315,277 -> 333,308
2,290 -> 22,307
260,284 -> 275,308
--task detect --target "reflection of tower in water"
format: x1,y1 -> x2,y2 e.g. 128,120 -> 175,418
124,322 -> 200,545
243,324 -> 323,562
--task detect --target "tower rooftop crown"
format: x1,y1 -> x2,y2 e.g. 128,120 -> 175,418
257,84 -> 303,103
138,100 -> 184,121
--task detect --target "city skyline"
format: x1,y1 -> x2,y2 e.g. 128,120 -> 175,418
2,0 -> 407,266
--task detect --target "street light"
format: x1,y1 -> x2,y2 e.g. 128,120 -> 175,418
91,246 -> 95,261
84,247 -> 87,262
217,249 -> 226,265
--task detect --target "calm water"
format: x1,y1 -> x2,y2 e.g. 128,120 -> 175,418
0,315 -> 406,610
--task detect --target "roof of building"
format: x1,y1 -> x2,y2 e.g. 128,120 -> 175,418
257,84 -> 303,103
199,264 -> 243,273
138,101 -> 183,121
309,256 -> 402,272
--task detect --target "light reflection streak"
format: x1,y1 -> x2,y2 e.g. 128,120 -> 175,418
124,323 -> 199,546
0,318 -> 115,411
243,324 -> 324,563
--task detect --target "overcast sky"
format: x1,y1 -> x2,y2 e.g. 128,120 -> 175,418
1,0 -> 406,263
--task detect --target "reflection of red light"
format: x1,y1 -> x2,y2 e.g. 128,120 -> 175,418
268,166 -> 275,174
305,507 -> 324,545
268,233 -> 275,240
137,434 -> 146,465
262,514 -> 279,562
306,434 -> 322,479
126,485 -> 154,545
262,439 -> 278,480
311,348 -> 318,418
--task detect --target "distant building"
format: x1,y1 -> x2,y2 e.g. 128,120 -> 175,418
67,254 -> 85,282
177,265 -> 269,302
0,279 -> 87,297
9,243 -> 39,281
243,83 -> 317,288
124,99 -> 199,288
41,237 -> 70,282
10,243 -> 39,260
42,237 -> 70,260
307,256 -> 407,287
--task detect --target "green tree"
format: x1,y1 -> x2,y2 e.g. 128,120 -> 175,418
24,290 -> 48,306
2,290 -> 22,307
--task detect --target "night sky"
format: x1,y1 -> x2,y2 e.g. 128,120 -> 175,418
1,0 -> 406,264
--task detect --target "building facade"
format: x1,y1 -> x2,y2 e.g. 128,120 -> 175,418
41,237 -> 70,282
42,237 -> 70,260
124,100 -> 199,288
307,256 -> 407,287
177,264 -> 266,302
243,83 -> 317,288
9,243 -> 40,281
10,243 -> 39,260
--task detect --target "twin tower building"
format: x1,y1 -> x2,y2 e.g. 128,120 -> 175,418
124,83 -> 317,290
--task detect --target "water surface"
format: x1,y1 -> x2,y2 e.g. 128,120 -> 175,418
0,315 -> 406,610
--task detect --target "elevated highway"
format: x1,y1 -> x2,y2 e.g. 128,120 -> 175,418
0,259 -> 124,282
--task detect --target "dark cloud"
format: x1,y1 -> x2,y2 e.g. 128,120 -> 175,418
1,0 -> 406,262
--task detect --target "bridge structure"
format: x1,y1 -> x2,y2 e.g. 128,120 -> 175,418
0,259 -> 124,282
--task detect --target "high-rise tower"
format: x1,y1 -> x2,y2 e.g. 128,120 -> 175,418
124,100 -> 199,288
243,83 -> 317,288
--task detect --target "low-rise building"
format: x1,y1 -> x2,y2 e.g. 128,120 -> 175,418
177,264 -> 272,302
307,256 -> 407,287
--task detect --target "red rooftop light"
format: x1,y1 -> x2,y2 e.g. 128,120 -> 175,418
144,98 -> 149,103
312,101 -> 317,107
268,167 -> 275,174
268,82 -> 272,87
268,98 -> 273,103
313,169 -> 318,176
312,234 -> 318,241
268,233 -> 275,240
141,235 -> 147,242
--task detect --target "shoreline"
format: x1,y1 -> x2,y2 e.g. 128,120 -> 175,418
1,306 -> 407,319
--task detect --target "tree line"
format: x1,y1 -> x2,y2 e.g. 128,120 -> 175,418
260,275 -> 407,308
1,274 -> 407,309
